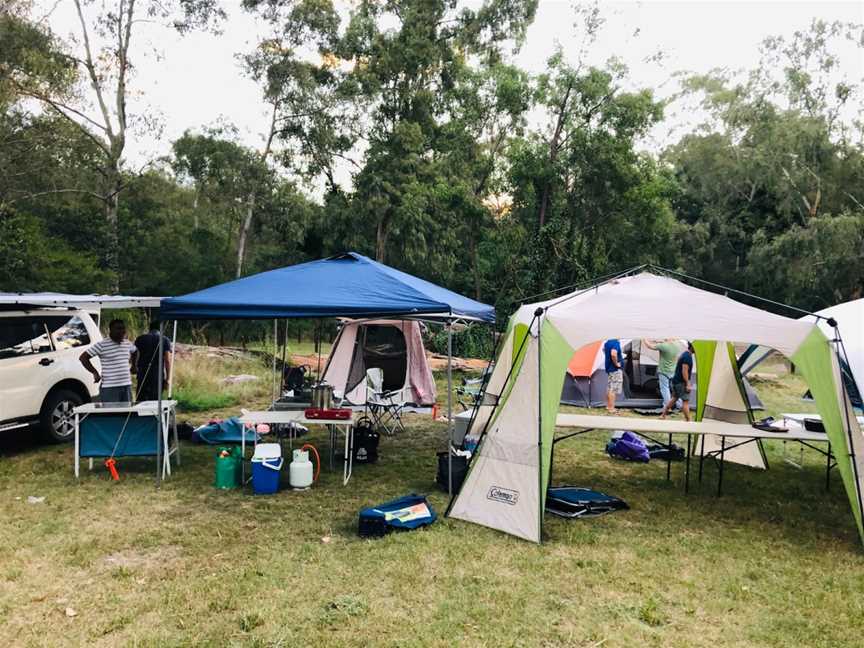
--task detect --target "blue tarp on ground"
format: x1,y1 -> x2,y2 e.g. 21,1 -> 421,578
193,418 -> 258,444
159,252 -> 495,323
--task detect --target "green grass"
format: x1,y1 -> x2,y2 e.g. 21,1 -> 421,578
1,360 -> 863,646
173,388 -> 238,412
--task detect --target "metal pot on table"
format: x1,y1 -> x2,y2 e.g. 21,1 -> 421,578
311,381 -> 334,410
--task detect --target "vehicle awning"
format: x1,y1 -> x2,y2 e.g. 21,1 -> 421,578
0,292 -> 162,310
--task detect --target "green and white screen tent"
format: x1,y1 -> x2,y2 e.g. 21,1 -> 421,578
692,340 -> 767,470
448,272 -> 864,544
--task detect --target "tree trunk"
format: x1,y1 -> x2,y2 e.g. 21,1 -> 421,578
375,215 -> 389,262
538,184 -> 552,229
193,187 -> 199,228
470,234 -> 481,300
538,82 -> 573,230
103,164 -> 122,293
236,194 -> 256,278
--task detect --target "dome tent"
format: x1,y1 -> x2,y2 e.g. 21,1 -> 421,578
560,339 -> 764,411
811,298 -> 863,409
447,270 -> 863,544
321,319 -> 436,407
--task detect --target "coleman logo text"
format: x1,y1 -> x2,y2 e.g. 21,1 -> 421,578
487,486 -> 519,505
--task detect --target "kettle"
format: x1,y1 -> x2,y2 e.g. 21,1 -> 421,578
311,381 -> 333,409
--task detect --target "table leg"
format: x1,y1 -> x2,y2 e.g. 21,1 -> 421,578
163,410 -> 171,478
826,442 -> 832,492
666,433 -> 672,482
685,434 -> 691,494
74,413 -> 80,479
698,435 -> 705,483
172,409 -> 180,467
329,425 -> 335,471
343,424 -> 354,486
717,436 -> 726,497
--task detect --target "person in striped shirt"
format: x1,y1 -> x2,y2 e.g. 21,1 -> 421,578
80,319 -> 138,403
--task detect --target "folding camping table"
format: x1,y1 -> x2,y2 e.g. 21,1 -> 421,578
777,413 -> 864,472
239,410 -> 355,485
553,414 -> 834,496
74,400 -> 179,479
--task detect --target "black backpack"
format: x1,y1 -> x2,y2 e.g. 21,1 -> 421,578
284,364 -> 310,392
353,416 -> 379,464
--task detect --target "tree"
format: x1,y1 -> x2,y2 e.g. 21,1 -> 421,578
747,212 -> 864,309
4,0 -> 223,289
173,127 -> 276,276
666,19 -> 864,291
339,0 -> 538,265
172,128 -> 318,278
501,51 -> 672,304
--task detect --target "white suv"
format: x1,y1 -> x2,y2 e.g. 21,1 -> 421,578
0,309 -> 101,442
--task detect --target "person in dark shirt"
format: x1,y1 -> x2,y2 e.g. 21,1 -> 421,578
661,342 -> 694,421
134,321 -> 172,402
603,338 -> 623,413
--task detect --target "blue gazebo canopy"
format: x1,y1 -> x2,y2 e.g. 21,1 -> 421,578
160,252 -> 495,323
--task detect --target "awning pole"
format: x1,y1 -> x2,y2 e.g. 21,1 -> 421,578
168,320 -> 178,398
447,320 -> 453,495
273,319 -> 278,404
535,308 -> 544,541
279,319 -> 288,394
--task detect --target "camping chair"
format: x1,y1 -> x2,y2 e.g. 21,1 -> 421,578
365,368 -> 406,436
456,363 -> 494,411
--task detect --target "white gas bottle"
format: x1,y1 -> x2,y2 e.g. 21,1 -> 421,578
289,449 -> 314,489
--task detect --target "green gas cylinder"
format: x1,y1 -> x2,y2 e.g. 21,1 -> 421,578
214,446 -> 241,489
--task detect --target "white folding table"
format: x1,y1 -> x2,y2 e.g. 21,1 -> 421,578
74,400 -> 179,480
553,413 -> 833,495
239,410 -> 355,485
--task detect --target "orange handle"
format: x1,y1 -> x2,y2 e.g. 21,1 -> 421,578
300,443 -> 321,482
105,458 -> 120,481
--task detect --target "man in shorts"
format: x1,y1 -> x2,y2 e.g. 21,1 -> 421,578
644,338 -> 682,410
603,338 -> 623,413
661,342 -> 694,421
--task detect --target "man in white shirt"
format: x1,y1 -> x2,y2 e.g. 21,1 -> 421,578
80,319 -> 137,403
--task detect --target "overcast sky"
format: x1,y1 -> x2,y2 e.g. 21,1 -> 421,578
40,0 -> 864,178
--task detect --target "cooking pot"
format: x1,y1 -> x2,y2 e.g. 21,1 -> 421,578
311,382 -> 334,410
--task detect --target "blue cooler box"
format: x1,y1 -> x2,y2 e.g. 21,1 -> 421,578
251,443 -> 282,494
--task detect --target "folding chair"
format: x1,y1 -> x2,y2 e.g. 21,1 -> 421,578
365,368 -> 406,436
456,363 -> 494,411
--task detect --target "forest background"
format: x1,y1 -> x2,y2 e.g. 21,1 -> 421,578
2,0 -> 862,338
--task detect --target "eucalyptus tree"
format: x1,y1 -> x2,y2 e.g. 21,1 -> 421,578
243,0 -> 538,283
502,53 -> 671,302
666,18 -> 864,292
338,0 -> 538,266
4,0 -> 223,289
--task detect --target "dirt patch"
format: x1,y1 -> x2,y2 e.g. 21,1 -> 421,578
426,354 -> 487,372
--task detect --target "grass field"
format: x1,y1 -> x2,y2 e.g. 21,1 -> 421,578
1,354 -> 863,646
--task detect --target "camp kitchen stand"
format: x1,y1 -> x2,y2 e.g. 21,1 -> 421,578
239,410 -> 355,485
73,400 -> 179,480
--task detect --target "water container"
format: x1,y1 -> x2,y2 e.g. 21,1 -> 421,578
251,443 -> 283,495
289,449 -> 314,490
